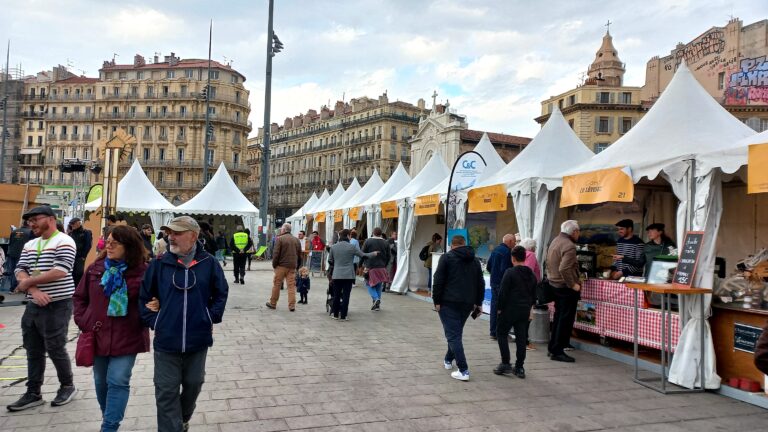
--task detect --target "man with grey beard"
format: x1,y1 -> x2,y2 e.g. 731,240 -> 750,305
140,216 -> 228,431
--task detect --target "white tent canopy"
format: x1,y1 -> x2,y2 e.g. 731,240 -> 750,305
360,163 -> 411,230
304,189 -> 330,217
387,152 -> 450,204
340,170 -> 383,212
174,163 -> 260,235
697,129 -> 766,177
287,192 -> 318,234
323,179 -> 360,237
84,159 -> 175,232
320,183 -> 346,242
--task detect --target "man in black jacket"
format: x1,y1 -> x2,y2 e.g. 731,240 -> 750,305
494,246 -> 537,378
432,235 -> 485,382
68,218 -> 92,286
4,220 -> 34,292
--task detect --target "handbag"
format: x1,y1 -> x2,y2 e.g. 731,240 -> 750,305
75,321 -> 102,367
536,277 -> 556,306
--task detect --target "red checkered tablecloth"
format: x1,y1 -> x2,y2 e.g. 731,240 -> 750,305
581,279 -> 636,307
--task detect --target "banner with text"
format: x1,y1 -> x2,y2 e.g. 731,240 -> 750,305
468,183 -> 507,213
561,166 -> 634,208
748,143 -> 768,194
446,151 -> 488,241
380,201 -> 399,219
349,206 -> 361,221
415,194 -> 440,216
315,211 -> 326,221
333,209 -> 343,222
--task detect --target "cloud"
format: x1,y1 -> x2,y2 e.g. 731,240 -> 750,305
106,7 -> 186,43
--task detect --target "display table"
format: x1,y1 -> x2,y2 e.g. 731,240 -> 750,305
571,280 -> 681,350
711,302 -> 768,386
627,283 -> 712,394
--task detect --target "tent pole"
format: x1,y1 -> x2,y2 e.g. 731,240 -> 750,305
529,184 -> 535,239
688,159 -> 696,231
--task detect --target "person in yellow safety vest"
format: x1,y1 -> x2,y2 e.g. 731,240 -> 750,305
230,226 -> 252,285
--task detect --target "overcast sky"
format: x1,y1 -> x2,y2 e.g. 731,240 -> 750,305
2,1 -> 766,138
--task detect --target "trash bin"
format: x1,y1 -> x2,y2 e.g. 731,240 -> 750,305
529,306 -> 550,344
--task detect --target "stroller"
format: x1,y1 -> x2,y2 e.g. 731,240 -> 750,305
325,263 -> 334,314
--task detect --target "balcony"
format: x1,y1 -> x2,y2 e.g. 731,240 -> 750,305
24,94 -> 47,101
83,134 -> 93,141
22,111 -> 45,118
47,113 -> 95,121
70,134 -> 80,141
59,133 -> 68,140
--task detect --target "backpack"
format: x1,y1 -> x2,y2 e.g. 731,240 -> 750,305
418,245 -> 430,261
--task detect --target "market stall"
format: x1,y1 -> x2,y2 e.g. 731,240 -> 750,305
323,178 -> 360,238
286,192 -> 319,235
359,163 -> 411,234
338,170 -> 383,231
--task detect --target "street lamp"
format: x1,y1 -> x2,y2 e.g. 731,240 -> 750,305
260,0 -> 283,229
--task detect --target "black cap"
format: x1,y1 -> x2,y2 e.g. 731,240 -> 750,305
23,206 -> 55,220
70,217 -> 81,223
646,223 -> 665,231
615,219 -> 634,229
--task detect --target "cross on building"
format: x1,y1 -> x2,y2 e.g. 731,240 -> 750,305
605,19 -> 612,34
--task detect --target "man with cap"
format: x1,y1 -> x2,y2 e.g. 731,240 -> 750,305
139,215 -> 228,431
230,225 -> 252,285
68,217 -> 92,286
611,219 -> 645,279
7,206 -> 78,411
639,223 -> 676,277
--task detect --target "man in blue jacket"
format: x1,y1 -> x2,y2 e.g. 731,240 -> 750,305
486,234 -> 515,340
140,216 -> 228,432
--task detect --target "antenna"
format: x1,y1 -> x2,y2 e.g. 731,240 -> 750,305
112,53 -> 119,62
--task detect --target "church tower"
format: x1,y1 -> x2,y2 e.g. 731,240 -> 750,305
586,26 -> 625,87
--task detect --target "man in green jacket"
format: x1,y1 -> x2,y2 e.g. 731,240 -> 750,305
230,226 -> 252,285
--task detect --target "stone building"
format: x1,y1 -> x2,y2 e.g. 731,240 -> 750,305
536,30 -> 646,153
19,53 -> 251,204
409,97 -> 531,174
1,67 -> 32,183
246,92 -> 428,222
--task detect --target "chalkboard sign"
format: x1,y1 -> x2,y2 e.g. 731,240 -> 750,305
309,251 -> 323,275
734,322 -> 763,353
672,231 -> 704,288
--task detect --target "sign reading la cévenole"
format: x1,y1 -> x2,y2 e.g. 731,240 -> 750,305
560,166 -> 634,207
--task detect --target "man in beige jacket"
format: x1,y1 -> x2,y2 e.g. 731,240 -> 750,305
266,223 -> 302,311
546,220 -> 582,363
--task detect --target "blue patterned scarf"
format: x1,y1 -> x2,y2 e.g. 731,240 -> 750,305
101,258 -> 128,317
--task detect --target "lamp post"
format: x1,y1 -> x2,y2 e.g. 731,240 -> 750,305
260,0 -> 283,229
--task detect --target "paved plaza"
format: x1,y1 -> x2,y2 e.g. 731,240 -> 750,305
0,261 -> 767,431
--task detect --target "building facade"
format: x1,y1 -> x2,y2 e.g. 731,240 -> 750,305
1,67 -> 30,183
409,99 -> 531,174
20,53 -> 251,204
246,93 -> 428,222
536,31 -> 646,152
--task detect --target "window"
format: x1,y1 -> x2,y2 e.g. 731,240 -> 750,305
209,86 -> 217,98
158,171 -> 164,183
143,126 -> 151,138
391,126 -> 397,139
27,136 -> 32,147
621,117 -> 633,134
131,86 -> 138,96
146,106 -> 152,115
595,143 -> 610,153
620,92 -> 632,104
128,126 -> 135,136
178,126 -> 186,138
112,106 -> 119,116
596,116 -> 612,134
235,91 -> 241,103
72,148 -> 77,158
176,171 -> 183,184
177,148 -> 185,161
161,106 -> 168,116
568,119 -> 575,129
558,99 -> 564,109
568,94 -> 576,106
180,106 -> 187,117
159,148 -> 165,160
166,70 -> 175,79
143,148 -> 150,160
84,148 -> 89,159
180,85 -> 188,96
137,71 -> 144,80
37,136 -> 42,146
47,170 -> 53,181
160,126 -> 167,138
118,72 -> 127,80
129,106 -> 136,117
207,106 -> 216,115
233,153 -> 239,164
718,72 -> 725,90
547,103 -> 553,114
162,86 -> 169,96
146,86 -> 154,96
206,149 -> 214,164
208,70 -> 219,80
185,69 -> 194,79
101,87 -> 106,96
598,92 -> 610,103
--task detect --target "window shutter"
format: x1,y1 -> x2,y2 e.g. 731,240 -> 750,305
594,117 -> 600,132
609,92 -> 615,104
608,117 -> 614,134
595,92 -> 600,102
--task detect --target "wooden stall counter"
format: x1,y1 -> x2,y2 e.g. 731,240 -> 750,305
711,302 -> 768,387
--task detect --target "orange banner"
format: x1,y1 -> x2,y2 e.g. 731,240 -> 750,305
415,194 -> 440,216
333,209 -> 343,222
748,143 -> 768,194
381,201 -> 399,219
315,211 -> 326,221
349,206 -> 361,221
561,167 -> 634,208
468,184 -> 507,213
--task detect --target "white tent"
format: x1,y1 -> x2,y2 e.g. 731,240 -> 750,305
319,183 -> 346,243
338,170 -> 384,228
565,63 -> 754,390
286,192 -> 319,234
84,159 -> 175,232
304,189 -> 330,217
389,153 -> 451,293
323,179 -> 361,236
174,163 -> 261,235
469,107 -> 593,263
360,163 -> 411,230
697,129 -> 767,177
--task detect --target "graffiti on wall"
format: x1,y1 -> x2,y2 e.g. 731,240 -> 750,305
726,56 -> 768,105
661,29 -> 727,71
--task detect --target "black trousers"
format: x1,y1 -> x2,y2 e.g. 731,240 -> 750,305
548,288 -> 580,355
21,300 -> 74,393
330,279 -> 353,319
232,254 -> 247,280
154,348 -> 208,432
496,306 -> 530,368
73,257 -> 86,287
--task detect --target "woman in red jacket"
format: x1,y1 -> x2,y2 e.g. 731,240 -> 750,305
73,226 -> 149,432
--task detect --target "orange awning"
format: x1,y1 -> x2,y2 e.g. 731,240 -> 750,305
748,143 -> 768,194
561,166 -> 634,208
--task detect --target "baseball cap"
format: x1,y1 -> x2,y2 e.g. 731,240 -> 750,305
160,216 -> 200,234
23,206 -> 56,220
645,223 -> 665,231
615,219 -> 634,229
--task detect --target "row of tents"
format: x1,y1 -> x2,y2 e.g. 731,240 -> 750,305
288,62 -> 767,390
84,161 -> 260,234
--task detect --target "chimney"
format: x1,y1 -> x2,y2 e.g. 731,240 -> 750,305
270,122 -> 279,133
133,54 -> 146,67
153,55 -> 159,64
284,117 -> 294,128
320,106 -> 330,120
335,100 -> 345,114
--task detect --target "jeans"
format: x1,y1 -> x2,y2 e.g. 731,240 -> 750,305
438,302 -> 473,372
270,266 -> 297,309
489,285 -> 499,337
366,281 -> 383,301
497,306 -> 530,368
154,349 -> 208,432
427,268 -> 433,290
215,249 -> 225,263
21,300 -> 74,394
331,279 -> 353,319
232,254 -> 247,280
94,354 -> 137,432
548,288 -> 580,356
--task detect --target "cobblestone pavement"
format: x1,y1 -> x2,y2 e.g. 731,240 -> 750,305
1,260 -> 767,431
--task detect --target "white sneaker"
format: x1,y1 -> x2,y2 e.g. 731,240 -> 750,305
451,370 -> 470,381
443,360 -> 452,370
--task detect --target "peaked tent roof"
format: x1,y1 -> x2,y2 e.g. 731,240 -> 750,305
473,107 -> 593,192
564,62 -> 754,182
341,170 -> 384,210
360,163 -> 411,208
84,159 -> 174,212
324,179 -> 361,212
697,129 -> 764,176
387,152 -> 451,203
304,189 -> 330,215
420,133 -> 507,199
175,163 -> 259,216
314,183 -> 345,214
287,192 -> 319,220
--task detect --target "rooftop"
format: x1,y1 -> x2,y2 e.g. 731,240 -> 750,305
460,129 -> 532,147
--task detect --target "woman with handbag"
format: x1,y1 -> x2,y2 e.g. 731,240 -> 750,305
73,226 -> 150,432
